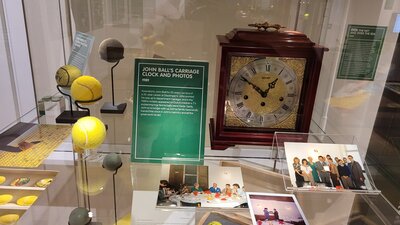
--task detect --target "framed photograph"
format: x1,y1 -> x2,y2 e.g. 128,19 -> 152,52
246,192 -> 309,225
156,164 -> 247,208
284,142 -> 373,191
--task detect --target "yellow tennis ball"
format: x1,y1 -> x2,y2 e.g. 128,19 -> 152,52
71,76 -> 102,103
72,116 -> 106,149
0,176 -> 5,185
0,194 -> 13,205
73,144 -> 85,154
16,195 -> 38,206
208,221 -> 222,225
153,41 -> 165,49
55,65 -> 81,87
0,214 -> 20,224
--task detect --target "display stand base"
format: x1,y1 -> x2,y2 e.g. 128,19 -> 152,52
55,110 -> 89,124
100,102 -> 127,114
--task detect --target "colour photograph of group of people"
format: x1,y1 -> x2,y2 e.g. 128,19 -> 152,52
157,164 -> 248,208
247,193 -> 308,225
284,142 -> 373,191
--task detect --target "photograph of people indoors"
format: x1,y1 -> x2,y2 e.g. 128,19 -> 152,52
248,193 -> 308,225
284,142 -> 373,191
157,164 -> 247,208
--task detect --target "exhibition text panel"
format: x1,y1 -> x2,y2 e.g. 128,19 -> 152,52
132,58 -> 208,164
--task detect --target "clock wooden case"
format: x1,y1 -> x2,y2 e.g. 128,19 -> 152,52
210,28 -> 328,150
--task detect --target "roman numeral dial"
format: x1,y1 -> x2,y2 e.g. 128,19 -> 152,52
227,57 -> 302,128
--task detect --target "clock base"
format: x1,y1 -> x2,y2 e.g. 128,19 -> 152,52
209,118 -> 276,150
209,118 -> 309,150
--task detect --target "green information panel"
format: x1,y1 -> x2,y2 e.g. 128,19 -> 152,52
132,58 -> 208,164
337,25 -> 386,80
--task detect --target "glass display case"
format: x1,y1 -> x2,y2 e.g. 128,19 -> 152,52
0,0 -> 400,224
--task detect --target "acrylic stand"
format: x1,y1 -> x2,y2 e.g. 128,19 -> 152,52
72,147 -> 104,225
74,95 -> 103,117
100,60 -> 127,114
101,158 -> 122,225
55,85 -> 89,123
273,132 -> 381,194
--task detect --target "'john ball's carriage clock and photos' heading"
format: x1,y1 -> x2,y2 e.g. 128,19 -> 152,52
210,22 -> 328,150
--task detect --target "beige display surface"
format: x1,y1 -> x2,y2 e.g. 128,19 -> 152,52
0,125 -> 71,168
0,169 -> 58,223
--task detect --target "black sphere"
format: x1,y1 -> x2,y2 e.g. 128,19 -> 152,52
99,38 -> 124,62
102,153 -> 122,172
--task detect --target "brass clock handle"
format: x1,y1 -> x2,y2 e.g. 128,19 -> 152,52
240,76 -> 268,98
248,22 -> 286,31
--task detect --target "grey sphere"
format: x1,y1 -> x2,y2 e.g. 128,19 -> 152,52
98,38 -> 124,62
102,153 -> 122,171
68,207 -> 91,225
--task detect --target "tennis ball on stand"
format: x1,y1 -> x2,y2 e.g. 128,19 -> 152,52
71,76 -> 102,104
72,116 -> 106,150
69,207 -> 91,225
55,65 -> 81,87
99,38 -> 124,62
102,153 -> 122,172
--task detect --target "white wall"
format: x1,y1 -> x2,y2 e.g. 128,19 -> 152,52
0,2 -> 18,131
0,0 -> 37,131
207,165 -> 244,189
23,0 -> 67,100
160,164 -> 170,180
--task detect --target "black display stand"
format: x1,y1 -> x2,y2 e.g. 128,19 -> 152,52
55,85 -> 89,124
102,154 -> 123,225
100,60 -> 127,114
111,164 -> 122,225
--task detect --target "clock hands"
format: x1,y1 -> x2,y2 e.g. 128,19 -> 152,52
240,76 -> 279,98
264,78 -> 279,94
268,78 -> 279,90
240,76 -> 268,97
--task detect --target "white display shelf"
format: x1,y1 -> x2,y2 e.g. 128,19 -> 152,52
0,203 -> 29,210
0,186 -> 45,191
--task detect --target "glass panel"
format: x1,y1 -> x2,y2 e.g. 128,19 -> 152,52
10,0 -> 400,224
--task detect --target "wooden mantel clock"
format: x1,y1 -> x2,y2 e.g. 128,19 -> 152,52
210,23 -> 328,150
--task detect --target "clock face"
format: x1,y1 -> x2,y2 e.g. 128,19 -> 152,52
224,57 -> 306,129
